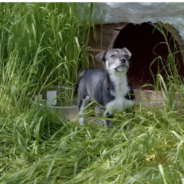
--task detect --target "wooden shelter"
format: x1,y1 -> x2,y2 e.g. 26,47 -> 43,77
88,22 -> 184,89
85,3 -> 184,107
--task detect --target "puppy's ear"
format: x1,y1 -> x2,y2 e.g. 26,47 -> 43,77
95,50 -> 106,62
122,47 -> 132,59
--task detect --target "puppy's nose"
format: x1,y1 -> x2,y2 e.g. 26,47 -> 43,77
120,58 -> 126,64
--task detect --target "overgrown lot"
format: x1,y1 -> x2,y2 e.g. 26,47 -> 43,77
1,3 -> 184,184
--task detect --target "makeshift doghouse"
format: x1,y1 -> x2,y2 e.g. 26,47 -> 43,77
87,2 -> 184,108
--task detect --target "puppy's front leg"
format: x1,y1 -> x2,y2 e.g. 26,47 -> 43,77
78,96 -> 90,125
95,106 -> 105,125
104,111 -> 114,128
125,107 -> 135,130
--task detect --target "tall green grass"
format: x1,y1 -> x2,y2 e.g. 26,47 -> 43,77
147,23 -> 184,112
1,3 -> 184,184
0,2 -> 94,113
1,107 -> 184,183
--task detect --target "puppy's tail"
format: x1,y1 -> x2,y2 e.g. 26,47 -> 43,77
74,70 -> 86,97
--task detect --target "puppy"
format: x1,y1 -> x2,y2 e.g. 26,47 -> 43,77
74,48 -> 135,128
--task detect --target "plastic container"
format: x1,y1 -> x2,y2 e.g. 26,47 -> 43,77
39,85 -> 78,120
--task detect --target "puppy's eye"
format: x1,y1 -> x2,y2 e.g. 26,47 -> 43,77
110,55 -> 115,58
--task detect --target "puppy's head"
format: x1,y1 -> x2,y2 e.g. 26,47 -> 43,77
95,48 -> 132,73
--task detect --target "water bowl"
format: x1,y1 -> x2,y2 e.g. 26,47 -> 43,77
41,85 -> 79,120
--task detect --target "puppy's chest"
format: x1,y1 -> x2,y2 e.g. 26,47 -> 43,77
106,82 -> 129,112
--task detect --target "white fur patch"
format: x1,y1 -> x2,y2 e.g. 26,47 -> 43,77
105,60 -> 109,69
106,95 -> 134,113
105,69 -> 134,113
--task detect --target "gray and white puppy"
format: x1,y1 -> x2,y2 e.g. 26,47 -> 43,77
74,48 -> 135,128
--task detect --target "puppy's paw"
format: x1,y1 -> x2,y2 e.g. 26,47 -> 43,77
79,117 -> 86,125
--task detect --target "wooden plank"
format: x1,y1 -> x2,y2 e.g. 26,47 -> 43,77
94,22 -> 128,30
87,48 -> 104,52
88,28 -> 120,50
88,49 -> 105,69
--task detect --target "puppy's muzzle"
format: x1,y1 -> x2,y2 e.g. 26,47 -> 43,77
115,58 -> 129,71
115,64 -> 129,71
120,58 -> 126,64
